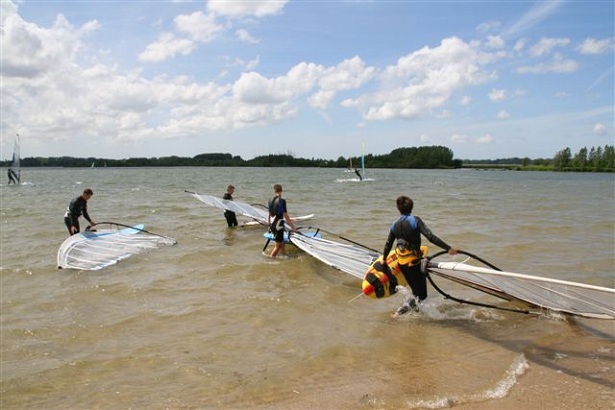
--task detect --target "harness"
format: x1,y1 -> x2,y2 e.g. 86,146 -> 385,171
391,215 -> 422,266
269,196 -> 285,232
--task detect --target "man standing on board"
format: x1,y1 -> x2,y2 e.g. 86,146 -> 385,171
64,188 -> 96,236
265,184 -> 296,259
222,184 -> 238,227
7,168 -> 18,185
382,195 -> 457,317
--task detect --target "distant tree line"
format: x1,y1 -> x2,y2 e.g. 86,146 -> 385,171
7,145 -> 460,169
462,145 -> 614,172
4,145 -> 613,172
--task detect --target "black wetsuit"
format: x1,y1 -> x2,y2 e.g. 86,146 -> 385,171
64,196 -> 92,235
223,192 -> 238,227
7,169 -> 17,185
268,195 -> 287,243
354,169 -> 363,181
382,214 -> 451,300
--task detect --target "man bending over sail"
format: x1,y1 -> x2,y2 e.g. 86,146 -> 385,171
64,188 -> 97,236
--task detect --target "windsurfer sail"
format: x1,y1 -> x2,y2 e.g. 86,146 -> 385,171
187,190 -> 314,227
187,191 -> 270,226
289,231 -> 615,320
8,133 -> 20,185
57,222 -> 177,270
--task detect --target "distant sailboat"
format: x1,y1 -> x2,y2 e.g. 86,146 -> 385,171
8,133 -> 20,185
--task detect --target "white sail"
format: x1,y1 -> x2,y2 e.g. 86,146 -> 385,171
290,232 -> 378,280
427,261 -> 615,320
187,190 -> 314,226
188,191 -> 270,225
57,222 -> 177,270
10,133 -> 20,183
289,232 -> 615,320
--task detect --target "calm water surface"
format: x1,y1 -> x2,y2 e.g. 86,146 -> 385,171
1,167 -> 614,409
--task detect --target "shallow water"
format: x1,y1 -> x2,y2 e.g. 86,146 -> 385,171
1,167 -> 614,409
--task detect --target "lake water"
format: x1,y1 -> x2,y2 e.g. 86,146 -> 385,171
1,167 -> 614,409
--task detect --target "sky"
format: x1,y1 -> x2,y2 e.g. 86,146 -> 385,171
1,0 -> 613,161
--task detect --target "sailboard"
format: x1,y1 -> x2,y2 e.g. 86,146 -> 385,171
8,133 -> 21,184
243,213 -> 315,227
264,230 -> 321,244
187,191 -> 314,226
57,222 -> 177,270
288,231 -> 615,320
337,143 -> 374,182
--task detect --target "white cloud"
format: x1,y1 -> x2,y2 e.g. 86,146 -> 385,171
513,38 -> 526,52
593,123 -> 606,135
477,21 -> 501,32
345,37 -> 500,121
0,7 -> 97,79
502,0 -> 565,37
207,0 -> 288,19
236,28 -> 259,44
516,53 -> 579,74
476,134 -> 494,144
577,38 -> 614,55
529,37 -> 570,56
420,134 -> 433,143
489,89 -> 507,102
497,110 -> 511,119
460,95 -> 472,105
485,35 -> 505,50
175,11 -> 224,42
138,32 -> 194,62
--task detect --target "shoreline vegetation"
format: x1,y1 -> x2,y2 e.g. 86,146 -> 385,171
4,145 -> 614,172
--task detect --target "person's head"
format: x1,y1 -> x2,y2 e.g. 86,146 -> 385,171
273,184 -> 283,194
396,195 -> 413,215
227,185 -> 235,193
82,188 -> 94,200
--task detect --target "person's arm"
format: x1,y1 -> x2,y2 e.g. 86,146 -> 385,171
283,211 -> 296,231
82,201 -> 95,226
416,217 -> 456,255
382,230 -> 395,262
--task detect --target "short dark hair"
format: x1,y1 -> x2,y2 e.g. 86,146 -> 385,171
83,188 -> 94,196
396,195 -> 413,214
273,184 -> 282,193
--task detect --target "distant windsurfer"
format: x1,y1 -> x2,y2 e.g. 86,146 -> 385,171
223,184 -> 238,227
382,195 -> 457,317
264,184 -> 296,259
7,168 -> 18,185
354,168 -> 363,181
64,188 -> 96,236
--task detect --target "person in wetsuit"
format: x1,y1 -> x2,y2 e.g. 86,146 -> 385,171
265,184 -> 296,259
64,188 -> 96,236
382,195 -> 457,316
7,168 -> 18,185
354,169 -> 363,181
222,185 -> 238,227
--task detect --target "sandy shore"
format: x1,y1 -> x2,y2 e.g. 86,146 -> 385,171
455,360 -> 614,410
